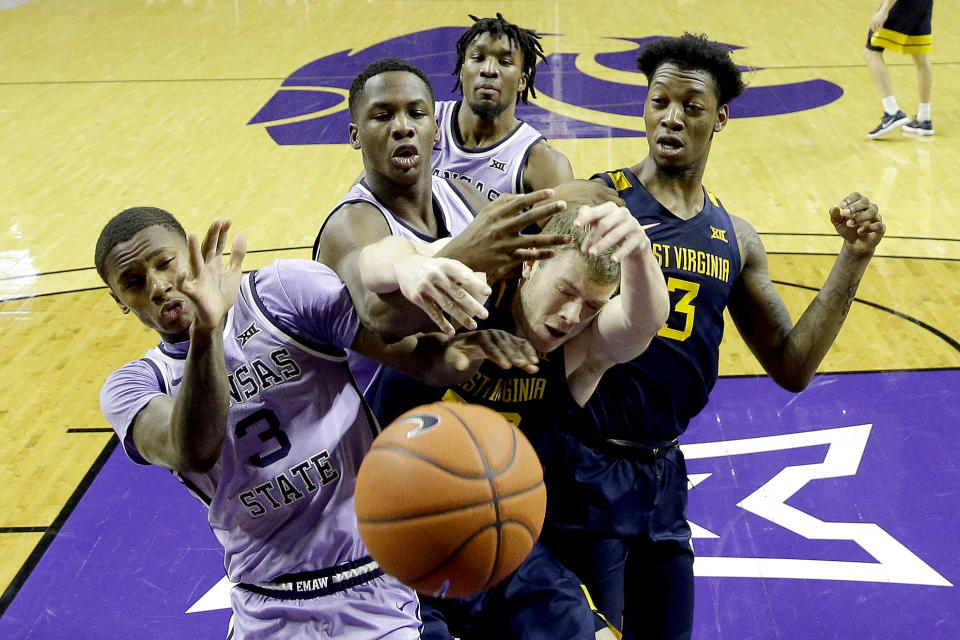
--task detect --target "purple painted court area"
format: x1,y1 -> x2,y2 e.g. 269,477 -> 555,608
1,370 -> 957,638
248,28 -> 843,145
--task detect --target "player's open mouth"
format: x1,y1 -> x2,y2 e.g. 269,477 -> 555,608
160,300 -> 185,324
391,145 -> 420,169
545,326 -> 566,340
657,135 -> 684,156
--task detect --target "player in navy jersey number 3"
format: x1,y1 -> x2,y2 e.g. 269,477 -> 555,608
541,33 -> 886,640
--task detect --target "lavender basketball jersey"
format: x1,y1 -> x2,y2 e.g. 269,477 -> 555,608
100,259 -> 382,584
431,99 -> 544,201
323,176 -> 477,394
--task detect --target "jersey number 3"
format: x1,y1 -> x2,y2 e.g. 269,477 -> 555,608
657,277 -> 701,342
235,408 -> 292,468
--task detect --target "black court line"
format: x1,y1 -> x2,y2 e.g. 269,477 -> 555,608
760,232 -> 960,243
0,436 -> 118,617
772,279 -> 960,354
67,428 -> 114,433
0,527 -> 46,534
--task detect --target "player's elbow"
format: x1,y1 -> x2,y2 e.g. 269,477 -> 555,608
772,370 -> 814,394
176,444 -> 222,474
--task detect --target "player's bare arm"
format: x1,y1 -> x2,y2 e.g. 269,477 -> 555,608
521,139 -> 574,192
315,202 -> 445,340
131,220 -> 247,472
351,327 -> 539,388
358,235 -> 491,335
438,188 -> 572,283
564,203 -> 670,405
728,193 -> 884,392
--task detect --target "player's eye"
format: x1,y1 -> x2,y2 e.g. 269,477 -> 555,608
158,257 -> 174,269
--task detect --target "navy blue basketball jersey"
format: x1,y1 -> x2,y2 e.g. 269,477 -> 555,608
373,279 -> 575,455
583,168 -> 742,441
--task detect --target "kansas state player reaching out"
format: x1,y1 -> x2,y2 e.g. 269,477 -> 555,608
540,34 -> 887,640
97,208 -> 540,640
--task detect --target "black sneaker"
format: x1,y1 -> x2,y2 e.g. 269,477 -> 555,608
867,110 -> 910,138
903,118 -> 935,136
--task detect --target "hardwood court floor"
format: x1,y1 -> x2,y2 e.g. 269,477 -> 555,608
0,0 -> 958,637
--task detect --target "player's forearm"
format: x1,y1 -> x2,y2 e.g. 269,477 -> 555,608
596,246 -> 670,362
170,328 -> 230,472
778,244 -> 874,389
359,236 -> 437,294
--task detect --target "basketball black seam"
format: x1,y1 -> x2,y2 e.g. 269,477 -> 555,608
402,519 -> 537,586
441,405 -> 519,589
357,480 -> 544,523
367,445 -> 506,479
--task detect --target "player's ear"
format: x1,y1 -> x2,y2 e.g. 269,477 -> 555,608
348,123 -> 361,149
714,104 -> 729,133
434,116 -> 440,143
109,290 -> 130,314
518,73 -> 528,94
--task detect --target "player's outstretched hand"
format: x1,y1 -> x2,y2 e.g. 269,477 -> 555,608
441,189 -> 571,283
829,193 -> 885,255
574,201 -> 650,263
395,255 -> 491,335
443,329 -> 540,374
177,219 -> 247,334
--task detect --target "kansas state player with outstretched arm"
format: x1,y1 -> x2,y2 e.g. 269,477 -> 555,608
541,34 -> 886,640
97,208 -> 541,640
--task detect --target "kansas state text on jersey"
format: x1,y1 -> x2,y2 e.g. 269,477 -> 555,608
585,169 -> 742,441
431,100 -> 543,201
100,260 -> 380,584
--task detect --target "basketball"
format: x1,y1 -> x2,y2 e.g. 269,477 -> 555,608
354,401 -> 546,599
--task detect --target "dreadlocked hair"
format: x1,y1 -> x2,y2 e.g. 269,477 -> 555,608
453,13 -> 546,104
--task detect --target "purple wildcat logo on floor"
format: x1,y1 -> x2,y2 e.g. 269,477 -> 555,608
1,371 -> 957,639
248,28 -> 844,144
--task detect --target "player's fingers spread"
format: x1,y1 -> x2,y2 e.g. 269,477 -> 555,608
213,220 -> 231,257
228,234 -> 247,271
511,199 -> 566,230
511,248 -> 557,262
432,291 -> 478,331
187,232 -> 204,277
200,220 -> 221,260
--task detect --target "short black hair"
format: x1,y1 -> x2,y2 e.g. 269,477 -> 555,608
348,57 -> 435,121
453,13 -> 546,104
95,206 -> 186,283
637,33 -> 745,107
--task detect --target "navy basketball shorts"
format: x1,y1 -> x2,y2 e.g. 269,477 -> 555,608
867,0 -> 933,54
418,542 -> 603,640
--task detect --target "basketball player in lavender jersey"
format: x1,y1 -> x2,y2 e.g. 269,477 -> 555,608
432,13 -> 573,200
97,209 -> 541,639
314,58 -> 575,394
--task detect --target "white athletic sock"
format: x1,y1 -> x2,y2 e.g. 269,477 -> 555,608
918,103 -> 931,121
882,95 -> 900,115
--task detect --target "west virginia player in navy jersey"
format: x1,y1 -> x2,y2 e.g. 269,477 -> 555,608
363,202 -> 669,640
541,34 -> 886,640
585,169 -> 741,442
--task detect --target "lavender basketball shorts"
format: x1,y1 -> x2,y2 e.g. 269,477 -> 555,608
228,574 -> 422,639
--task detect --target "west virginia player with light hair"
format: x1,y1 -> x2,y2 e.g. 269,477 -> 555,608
432,13 -> 574,199
96,208 -> 541,639
367,201 -> 669,640
540,33 -> 886,640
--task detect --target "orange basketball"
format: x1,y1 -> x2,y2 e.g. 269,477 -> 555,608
355,401 -> 546,599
